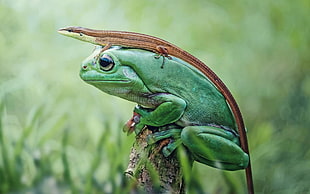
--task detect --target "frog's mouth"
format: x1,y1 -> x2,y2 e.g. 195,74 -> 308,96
80,69 -> 133,84
84,79 -> 130,83
84,79 -> 131,83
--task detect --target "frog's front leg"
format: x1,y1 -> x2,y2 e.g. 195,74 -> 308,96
132,93 -> 187,134
181,125 -> 249,171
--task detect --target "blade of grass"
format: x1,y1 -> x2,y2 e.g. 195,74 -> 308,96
0,101 -> 11,193
13,106 -> 43,170
37,114 -> 67,147
84,124 -> 111,193
61,127 -> 77,193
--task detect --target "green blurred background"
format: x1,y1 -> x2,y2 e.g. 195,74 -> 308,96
0,0 -> 309,193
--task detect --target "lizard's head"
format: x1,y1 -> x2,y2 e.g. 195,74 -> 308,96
58,26 -> 98,45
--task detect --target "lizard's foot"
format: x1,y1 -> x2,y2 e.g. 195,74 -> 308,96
154,54 -> 172,69
154,45 -> 172,68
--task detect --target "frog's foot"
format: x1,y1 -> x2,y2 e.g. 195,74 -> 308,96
147,128 -> 182,156
162,139 -> 182,157
123,105 -> 155,135
123,112 -> 145,135
147,129 -> 181,144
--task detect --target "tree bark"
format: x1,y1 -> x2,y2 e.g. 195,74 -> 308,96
125,127 -> 191,194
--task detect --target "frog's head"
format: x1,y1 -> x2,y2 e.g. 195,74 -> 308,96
79,47 -> 143,96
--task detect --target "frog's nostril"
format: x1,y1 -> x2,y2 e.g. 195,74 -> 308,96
82,65 -> 88,70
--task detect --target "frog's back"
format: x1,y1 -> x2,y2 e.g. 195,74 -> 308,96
160,58 -> 236,130
114,49 -> 237,131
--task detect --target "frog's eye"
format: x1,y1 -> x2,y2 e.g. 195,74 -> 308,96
98,54 -> 115,71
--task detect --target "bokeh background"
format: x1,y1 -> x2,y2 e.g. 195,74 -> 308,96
0,0 -> 309,193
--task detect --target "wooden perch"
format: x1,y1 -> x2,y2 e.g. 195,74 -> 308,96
125,127 -> 193,194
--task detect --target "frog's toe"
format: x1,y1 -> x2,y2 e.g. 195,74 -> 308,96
147,129 -> 182,145
162,146 -> 172,157
134,123 -> 146,135
162,139 -> 182,157
146,134 -> 157,144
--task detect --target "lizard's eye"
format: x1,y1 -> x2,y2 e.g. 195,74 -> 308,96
98,54 -> 115,71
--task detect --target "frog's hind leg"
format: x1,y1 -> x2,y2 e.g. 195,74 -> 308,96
181,125 -> 249,171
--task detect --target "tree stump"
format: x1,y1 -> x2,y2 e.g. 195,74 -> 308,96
125,127 -> 192,194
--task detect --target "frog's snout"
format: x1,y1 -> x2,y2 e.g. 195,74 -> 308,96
81,60 -> 96,71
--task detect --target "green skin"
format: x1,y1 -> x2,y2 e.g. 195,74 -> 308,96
80,46 -> 249,170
